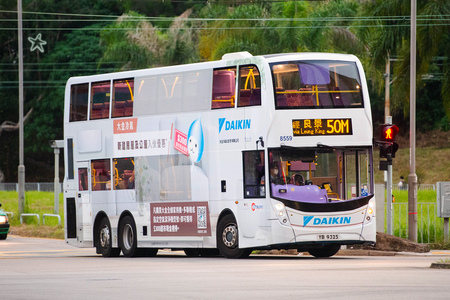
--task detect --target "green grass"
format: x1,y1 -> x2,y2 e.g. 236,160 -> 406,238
0,191 -> 64,239
386,189 -> 448,246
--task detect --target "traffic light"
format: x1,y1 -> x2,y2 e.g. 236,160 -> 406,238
380,141 -> 399,159
378,124 -> 399,159
379,124 -> 399,142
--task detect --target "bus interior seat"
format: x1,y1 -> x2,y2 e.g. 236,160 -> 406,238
91,103 -> 104,119
291,173 -> 305,186
113,100 -> 126,117
212,70 -> 235,108
275,88 -> 287,106
249,88 -> 261,105
285,91 -> 299,107
299,88 -> 314,106
239,89 -> 251,106
102,102 -> 110,118
124,100 -> 133,116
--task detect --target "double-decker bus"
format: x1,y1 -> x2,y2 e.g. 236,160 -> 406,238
64,51 -> 376,258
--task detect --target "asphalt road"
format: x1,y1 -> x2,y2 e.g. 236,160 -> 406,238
1,235 -> 449,300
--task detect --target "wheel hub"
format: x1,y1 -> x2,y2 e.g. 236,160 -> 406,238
123,224 -> 133,251
222,225 -> 237,248
100,225 -> 110,248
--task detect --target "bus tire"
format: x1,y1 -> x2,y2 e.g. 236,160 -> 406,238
119,215 -> 139,257
97,217 -> 121,257
308,244 -> 341,258
217,214 -> 251,259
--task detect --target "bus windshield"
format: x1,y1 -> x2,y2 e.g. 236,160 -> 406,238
268,146 -> 372,203
271,61 -> 364,109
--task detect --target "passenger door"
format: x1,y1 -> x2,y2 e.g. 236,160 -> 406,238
76,161 -> 93,241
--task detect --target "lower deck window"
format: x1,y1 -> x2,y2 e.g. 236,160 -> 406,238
91,159 -> 111,191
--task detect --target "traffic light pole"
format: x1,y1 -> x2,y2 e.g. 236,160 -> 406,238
385,117 -> 393,235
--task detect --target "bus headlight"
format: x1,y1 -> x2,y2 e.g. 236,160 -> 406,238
367,199 -> 375,216
273,202 -> 289,225
274,203 -> 285,211
0,215 -> 8,224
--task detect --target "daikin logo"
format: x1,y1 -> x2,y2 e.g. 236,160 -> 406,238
219,118 -> 251,133
303,216 -> 351,227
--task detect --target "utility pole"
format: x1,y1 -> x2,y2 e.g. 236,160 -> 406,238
408,0 -> 418,242
385,53 -> 390,119
18,0 -> 26,215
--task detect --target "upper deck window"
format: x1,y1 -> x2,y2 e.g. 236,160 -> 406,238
112,79 -> 134,118
90,81 -> 111,120
271,61 -> 363,109
238,65 -> 261,107
70,83 -> 88,122
211,67 -> 236,109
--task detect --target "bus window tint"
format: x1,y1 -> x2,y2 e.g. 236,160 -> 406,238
271,61 -> 364,109
238,65 -> 261,107
91,159 -> 111,191
70,83 -> 88,121
112,79 -> 134,118
90,81 -> 111,120
211,68 -> 236,109
243,151 -> 265,198
114,158 -> 135,190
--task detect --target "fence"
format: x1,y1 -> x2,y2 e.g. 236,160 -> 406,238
392,183 -> 436,191
387,202 -> 444,244
0,182 -> 63,192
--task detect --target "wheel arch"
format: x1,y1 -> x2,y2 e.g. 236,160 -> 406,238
217,208 -> 235,225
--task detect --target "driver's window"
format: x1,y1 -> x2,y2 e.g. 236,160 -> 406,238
78,168 -> 88,191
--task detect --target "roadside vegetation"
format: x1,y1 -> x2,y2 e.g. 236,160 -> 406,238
1,191 -> 64,240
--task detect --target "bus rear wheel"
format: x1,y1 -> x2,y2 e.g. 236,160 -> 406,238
97,217 -> 121,257
217,214 -> 251,259
307,244 -> 341,258
119,215 -> 139,257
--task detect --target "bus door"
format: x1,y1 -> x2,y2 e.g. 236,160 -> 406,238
76,161 -> 93,242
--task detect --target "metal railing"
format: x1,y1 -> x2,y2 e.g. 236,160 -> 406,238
392,183 -> 436,191
387,202 -> 443,244
0,182 -> 63,192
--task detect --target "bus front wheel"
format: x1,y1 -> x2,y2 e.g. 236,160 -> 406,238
97,217 -> 121,257
217,214 -> 251,259
307,244 -> 341,258
119,215 -> 139,257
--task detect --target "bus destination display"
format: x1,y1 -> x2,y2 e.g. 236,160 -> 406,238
292,118 -> 353,136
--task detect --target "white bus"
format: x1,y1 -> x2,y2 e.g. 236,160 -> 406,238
64,51 -> 376,258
